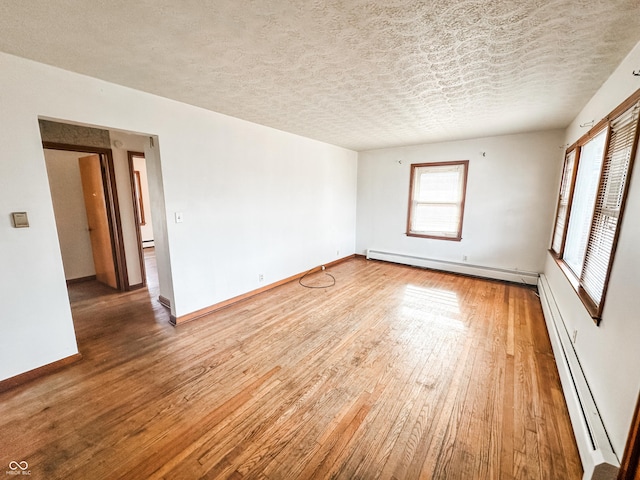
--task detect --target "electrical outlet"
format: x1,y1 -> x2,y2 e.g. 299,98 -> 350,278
336,250 -> 340,257
258,274 -> 264,282
462,254 -> 468,262
572,329 -> 578,344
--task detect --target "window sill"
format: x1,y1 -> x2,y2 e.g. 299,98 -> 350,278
550,251 -> 601,325
407,232 -> 462,241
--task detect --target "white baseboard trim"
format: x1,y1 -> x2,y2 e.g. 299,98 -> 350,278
538,274 -> 619,480
365,248 -> 539,285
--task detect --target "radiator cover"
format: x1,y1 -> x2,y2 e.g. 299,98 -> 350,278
538,274 -> 619,480
366,249 -> 539,285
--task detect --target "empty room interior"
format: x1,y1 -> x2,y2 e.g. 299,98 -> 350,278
2,1 -> 640,479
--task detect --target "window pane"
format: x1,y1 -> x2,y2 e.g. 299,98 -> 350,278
413,203 -> 460,236
551,150 -> 576,253
417,168 -> 462,203
564,129 -> 607,276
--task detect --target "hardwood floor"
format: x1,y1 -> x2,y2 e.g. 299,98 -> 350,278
0,257 -> 582,479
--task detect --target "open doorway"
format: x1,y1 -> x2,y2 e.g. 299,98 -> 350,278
40,119 -> 173,328
43,145 -> 126,290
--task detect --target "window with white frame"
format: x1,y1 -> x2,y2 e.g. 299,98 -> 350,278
407,161 -> 469,241
550,91 -> 640,321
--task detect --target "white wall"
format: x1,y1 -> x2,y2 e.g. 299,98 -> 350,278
43,149 -> 96,280
357,130 -> 564,274
543,40 -> 640,459
0,51 -> 357,381
167,123 -> 357,316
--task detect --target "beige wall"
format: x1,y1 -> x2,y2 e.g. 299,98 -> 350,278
132,155 -> 154,244
44,149 -> 96,280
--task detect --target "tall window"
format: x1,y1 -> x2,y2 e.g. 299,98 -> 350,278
407,160 -> 469,241
550,149 -> 576,253
551,92 -> 640,321
563,129 -> 607,276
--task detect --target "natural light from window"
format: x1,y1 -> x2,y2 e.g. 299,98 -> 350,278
401,284 -> 464,331
563,129 -> 607,276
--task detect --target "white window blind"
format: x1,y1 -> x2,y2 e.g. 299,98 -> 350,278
408,161 -> 468,240
551,149 -> 577,254
580,103 -> 640,309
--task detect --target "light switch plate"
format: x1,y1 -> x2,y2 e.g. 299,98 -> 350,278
11,212 -> 29,228
175,212 -> 184,223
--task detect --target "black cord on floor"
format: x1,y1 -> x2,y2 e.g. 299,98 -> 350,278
299,268 -> 336,289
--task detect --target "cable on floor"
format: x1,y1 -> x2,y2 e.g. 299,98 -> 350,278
299,267 -> 336,289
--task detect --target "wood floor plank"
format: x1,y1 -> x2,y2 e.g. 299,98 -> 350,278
0,254 -> 583,479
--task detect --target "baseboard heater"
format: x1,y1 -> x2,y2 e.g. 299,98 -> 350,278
538,274 -> 619,480
365,249 -> 539,285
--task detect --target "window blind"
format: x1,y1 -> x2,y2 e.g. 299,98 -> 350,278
580,102 -> 640,310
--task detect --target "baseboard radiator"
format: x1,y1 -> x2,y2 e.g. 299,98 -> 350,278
365,249 -> 539,285
538,274 -> 619,480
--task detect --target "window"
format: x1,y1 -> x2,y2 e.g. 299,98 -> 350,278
563,129 -> 607,276
550,149 -> 577,254
551,91 -> 640,321
407,160 -> 468,240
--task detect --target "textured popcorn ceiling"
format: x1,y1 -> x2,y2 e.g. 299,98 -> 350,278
1,1 -> 640,151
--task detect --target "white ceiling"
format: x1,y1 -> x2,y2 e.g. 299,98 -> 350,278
1,1 -> 639,151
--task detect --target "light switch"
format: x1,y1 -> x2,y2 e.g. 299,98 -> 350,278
11,212 -> 29,228
175,212 -> 184,223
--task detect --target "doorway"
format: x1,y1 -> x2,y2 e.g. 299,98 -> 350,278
128,151 -> 156,287
40,119 -> 175,328
43,144 -> 126,290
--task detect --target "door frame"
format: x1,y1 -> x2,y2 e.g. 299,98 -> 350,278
619,391 -> 640,479
43,141 -> 129,291
127,151 -> 148,289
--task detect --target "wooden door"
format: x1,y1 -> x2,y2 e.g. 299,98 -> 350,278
79,154 -> 118,289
